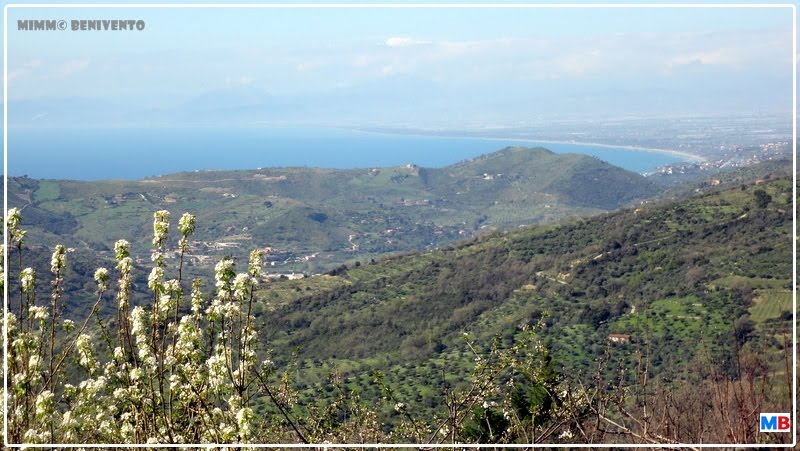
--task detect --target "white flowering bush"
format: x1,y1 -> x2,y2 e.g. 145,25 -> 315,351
3,208 -> 303,445
2,208 -> 585,445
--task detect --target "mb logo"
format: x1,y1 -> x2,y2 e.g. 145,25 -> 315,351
760,413 -> 791,432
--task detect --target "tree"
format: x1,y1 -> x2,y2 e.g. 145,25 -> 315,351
753,189 -> 771,208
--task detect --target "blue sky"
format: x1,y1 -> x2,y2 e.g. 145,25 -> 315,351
3,2 -> 796,126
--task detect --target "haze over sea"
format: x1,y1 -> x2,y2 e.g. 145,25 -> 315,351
8,127 -> 686,181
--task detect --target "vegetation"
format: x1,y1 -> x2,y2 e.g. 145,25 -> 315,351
0,208 -> 610,445
8,146 -> 659,274
2,170 -> 792,446
261,176 -> 791,371
255,176 -> 793,446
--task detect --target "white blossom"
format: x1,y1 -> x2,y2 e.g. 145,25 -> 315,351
214,258 -> 235,288
5,311 -> 17,334
205,298 -> 224,320
164,278 -> 181,294
114,239 -> 130,260
178,212 -> 196,237
248,249 -> 263,278
35,390 -> 54,418
62,318 -> 75,331
175,315 -> 203,362
20,267 -> 36,293
29,305 -> 48,321
157,294 -> 174,319
129,368 -> 143,382
148,267 -> 164,292
236,407 -> 253,439
190,280 -> 204,314
76,333 -> 98,374
131,307 -> 154,367
7,207 -> 25,244
207,351 -> 229,388
94,267 -> 109,291
116,256 -> 133,275
61,410 -> 75,429
50,244 -> 66,274
233,273 -> 250,300
152,210 -> 170,246
113,387 -> 128,400
169,373 -> 181,391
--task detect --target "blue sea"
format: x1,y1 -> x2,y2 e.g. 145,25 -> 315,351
7,127 -> 686,181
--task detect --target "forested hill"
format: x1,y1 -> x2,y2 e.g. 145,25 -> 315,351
258,175 -> 792,397
8,146 -> 659,273
417,146 -> 659,209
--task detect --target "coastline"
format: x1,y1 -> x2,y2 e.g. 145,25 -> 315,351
491,137 -> 708,163
350,128 -> 708,164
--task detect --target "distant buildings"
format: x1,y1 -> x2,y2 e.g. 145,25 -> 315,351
607,333 -> 631,344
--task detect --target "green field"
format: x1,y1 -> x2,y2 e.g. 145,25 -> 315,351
750,290 -> 792,323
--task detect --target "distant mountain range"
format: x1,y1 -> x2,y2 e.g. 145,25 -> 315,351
8,72 -> 790,128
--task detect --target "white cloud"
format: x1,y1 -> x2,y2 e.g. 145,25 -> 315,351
385,37 -> 429,48
333,29 -> 791,88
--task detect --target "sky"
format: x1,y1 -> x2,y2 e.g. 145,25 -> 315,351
2,1 -> 796,127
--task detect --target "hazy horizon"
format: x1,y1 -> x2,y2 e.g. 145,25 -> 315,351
4,4 -> 795,129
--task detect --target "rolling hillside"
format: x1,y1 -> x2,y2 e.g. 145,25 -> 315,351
8,146 -> 659,275
4,159 -> 791,444
252,175 -> 792,414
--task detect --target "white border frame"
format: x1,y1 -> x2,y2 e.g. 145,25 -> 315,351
2,2 -> 796,448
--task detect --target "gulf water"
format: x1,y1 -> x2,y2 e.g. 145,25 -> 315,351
8,127 -> 685,181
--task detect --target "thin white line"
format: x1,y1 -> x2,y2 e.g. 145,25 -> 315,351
3,2 -> 796,449
793,2 -> 798,447
3,445 -> 799,449
2,3 -> 798,8
4,3 -> 9,449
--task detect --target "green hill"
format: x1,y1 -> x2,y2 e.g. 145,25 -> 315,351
8,147 -> 659,274
253,175 -> 792,412
423,147 -> 655,209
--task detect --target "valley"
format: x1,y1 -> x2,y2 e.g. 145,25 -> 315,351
4,148 -> 793,445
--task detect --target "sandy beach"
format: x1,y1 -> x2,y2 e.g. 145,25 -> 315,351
354,128 -> 708,164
